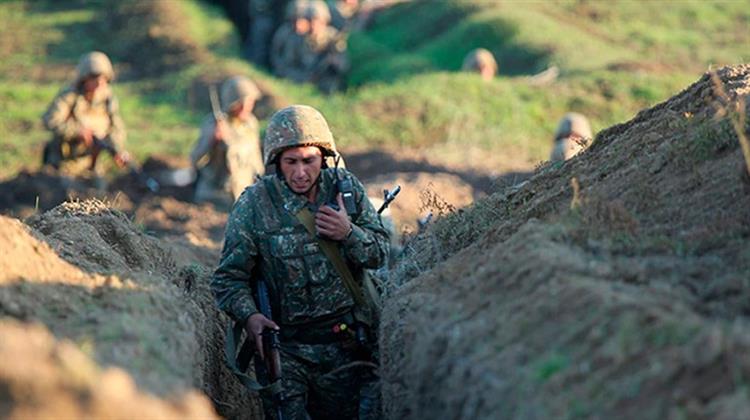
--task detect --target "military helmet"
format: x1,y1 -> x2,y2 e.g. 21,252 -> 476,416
554,112 -> 593,141
76,51 -> 115,83
264,105 -> 338,165
461,48 -> 498,75
306,0 -> 331,23
286,0 -> 309,20
220,75 -> 261,112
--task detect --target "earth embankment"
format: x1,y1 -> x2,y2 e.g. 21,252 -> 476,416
381,65 -> 750,419
0,201 -> 261,419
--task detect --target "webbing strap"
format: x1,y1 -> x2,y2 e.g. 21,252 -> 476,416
224,320 -> 283,394
294,207 -> 368,308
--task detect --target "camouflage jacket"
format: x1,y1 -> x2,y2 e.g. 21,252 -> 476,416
301,26 -> 348,77
211,169 -> 389,326
270,23 -> 310,83
42,84 -> 126,154
190,114 -> 264,199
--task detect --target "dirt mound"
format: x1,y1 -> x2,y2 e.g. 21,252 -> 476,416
0,203 -> 261,418
382,65 -> 750,418
0,319 -> 216,419
103,0 -> 208,78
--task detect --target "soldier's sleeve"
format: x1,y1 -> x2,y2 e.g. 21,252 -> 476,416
211,192 -> 259,322
106,95 -> 126,153
342,173 -> 389,269
269,27 -> 288,77
42,89 -> 81,142
190,117 -> 215,167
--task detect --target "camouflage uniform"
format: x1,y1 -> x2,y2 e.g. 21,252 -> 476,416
550,112 -> 593,162
212,105 -> 388,419
327,0 -> 359,30
462,48 -> 498,80
42,51 -> 126,175
270,0 -> 310,83
301,1 -> 349,93
191,76 -> 264,206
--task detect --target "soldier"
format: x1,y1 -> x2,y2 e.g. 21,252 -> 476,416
190,76 -> 264,206
550,112 -> 593,162
42,51 -> 129,176
302,0 -> 349,93
327,0 -> 359,31
270,0 -> 311,83
462,48 -> 498,82
212,105 -> 389,419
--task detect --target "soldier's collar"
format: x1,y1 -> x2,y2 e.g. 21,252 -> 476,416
277,173 -> 333,214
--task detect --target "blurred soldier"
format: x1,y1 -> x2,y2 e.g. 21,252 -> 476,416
462,48 -> 498,82
550,112 -> 593,162
213,105 -> 388,419
42,51 -> 129,176
270,0 -> 311,83
327,0 -> 359,30
245,0 -> 278,67
302,0 -> 349,93
190,76 -> 264,206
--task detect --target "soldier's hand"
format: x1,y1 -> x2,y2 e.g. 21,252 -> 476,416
316,193 -> 352,241
213,120 -> 227,144
114,152 -> 130,169
245,313 -> 280,360
79,127 -> 94,148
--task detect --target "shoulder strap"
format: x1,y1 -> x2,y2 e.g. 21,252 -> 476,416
295,207 -> 368,309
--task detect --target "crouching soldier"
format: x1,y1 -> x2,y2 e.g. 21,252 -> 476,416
42,51 -> 129,177
190,75 -> 265,207
212,105 -> 389,419
550,112 -> 593,162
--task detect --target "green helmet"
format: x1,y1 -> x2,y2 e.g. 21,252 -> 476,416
263,105 -> 337,165
461,48 -> 498,75
306,0 -> 331,23
554,112 -> 592,141
220,75 -> 261,112
75,51 -> 114,83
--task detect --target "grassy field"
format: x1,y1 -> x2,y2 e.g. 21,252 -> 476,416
0,0 -> 747,180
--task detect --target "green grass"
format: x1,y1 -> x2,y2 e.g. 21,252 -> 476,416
0,0 -> 747,180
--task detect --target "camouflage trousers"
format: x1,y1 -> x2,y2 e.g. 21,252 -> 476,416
256,340 -> 380,420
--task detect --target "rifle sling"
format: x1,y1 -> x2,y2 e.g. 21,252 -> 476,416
294,207 -> 368,309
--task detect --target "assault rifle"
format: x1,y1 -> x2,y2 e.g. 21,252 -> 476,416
91,137 -> 160,193
377,185 -> 401,214
256,278 -> 284,420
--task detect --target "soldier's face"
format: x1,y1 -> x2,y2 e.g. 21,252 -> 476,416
279,146 -> 323,194
82,74 -> 108,99
294,18 -> 310,35
310,18 -> 327,35
229,97 -> 255,121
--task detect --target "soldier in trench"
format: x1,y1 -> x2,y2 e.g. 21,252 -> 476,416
461,48 -> 498,82
550,112 -> 593,162
212,105 -> 389,419
190,75 -> 265,207
42,51 -> 130,180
